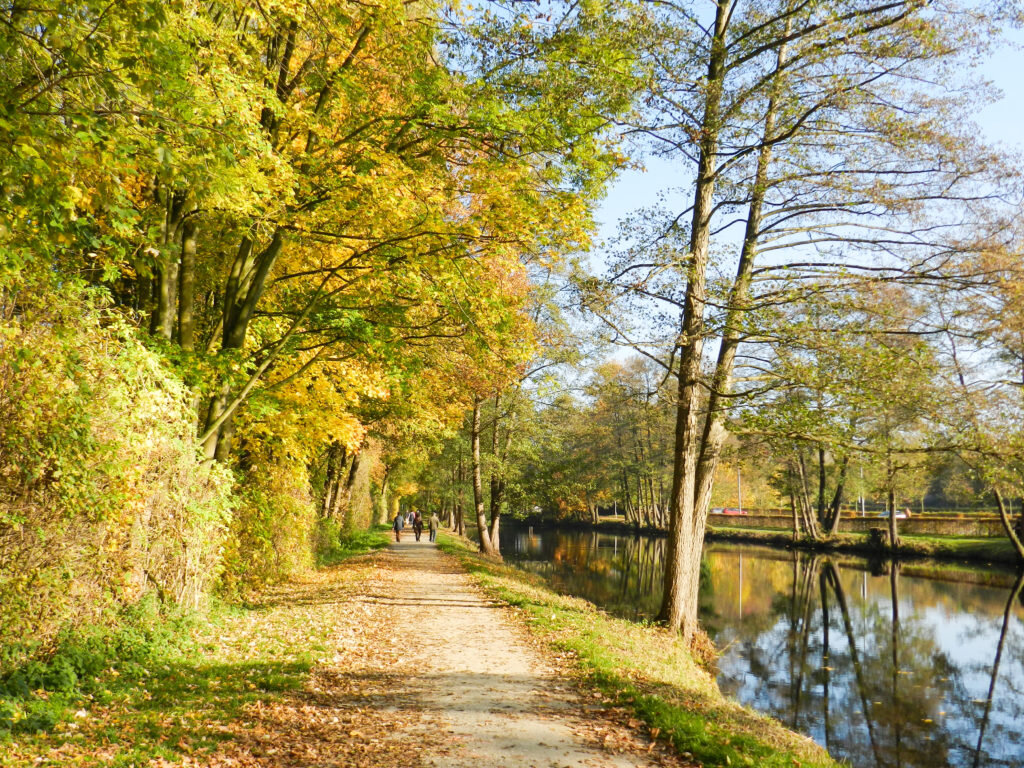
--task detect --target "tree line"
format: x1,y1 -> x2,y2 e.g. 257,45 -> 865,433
3,0 -> 1024,662
0,0 -> 632,664
414,0 -> 1024,643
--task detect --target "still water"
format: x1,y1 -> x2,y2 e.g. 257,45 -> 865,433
499,526 -> 1024,768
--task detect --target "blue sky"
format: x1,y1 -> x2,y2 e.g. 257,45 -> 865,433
592,24 -> 1024,249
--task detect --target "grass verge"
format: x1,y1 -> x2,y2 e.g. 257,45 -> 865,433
706,526 -> 1020,565
1,604 -> 315,767
436,533 -> 838,768
1,528 -> 389,767
316,522 -> 392,566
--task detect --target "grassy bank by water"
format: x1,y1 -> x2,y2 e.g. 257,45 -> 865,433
437,532 -> 838,768
704,525 -> 1021,566
520,516 -> 1021,565
0,526 -> 391,767
550,517 -> 1021,567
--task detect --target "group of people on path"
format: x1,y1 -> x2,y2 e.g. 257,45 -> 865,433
392,509 -> 440,543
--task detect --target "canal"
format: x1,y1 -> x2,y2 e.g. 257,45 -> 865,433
499,525 -> 1024,768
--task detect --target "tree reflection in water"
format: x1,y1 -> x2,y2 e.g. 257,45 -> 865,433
501,526 -> 1024,768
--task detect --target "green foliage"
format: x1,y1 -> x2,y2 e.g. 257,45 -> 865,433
1,0 -> 636,635
220,462 -> 315,594
0,596 -> 197,735
0,282 -> 232,666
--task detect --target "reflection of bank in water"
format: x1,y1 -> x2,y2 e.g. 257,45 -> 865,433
499,525 -> 1024,768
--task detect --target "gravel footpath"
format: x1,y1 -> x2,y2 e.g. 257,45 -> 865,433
344,537 -> 681,768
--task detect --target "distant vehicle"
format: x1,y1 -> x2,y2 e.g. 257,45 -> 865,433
878,510 -> 908,519
711,507 -> 748,516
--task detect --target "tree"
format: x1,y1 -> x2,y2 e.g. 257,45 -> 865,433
0,0 -> 640,637
583,0 -> 1015,638
748,283 -> 943,545
934,281 -> 1024,562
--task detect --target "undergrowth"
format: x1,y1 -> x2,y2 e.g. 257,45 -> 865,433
1,524 -> 388,757
317,522 -> 391,566
437,533 -> 838,768
0,595 -> 200,737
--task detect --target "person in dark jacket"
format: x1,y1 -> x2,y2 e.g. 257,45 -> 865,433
392,511 -> 404,542
413,510 -> 424,541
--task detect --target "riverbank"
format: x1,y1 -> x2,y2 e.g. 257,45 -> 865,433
516,516 -> 1022,568
706,526 -> 1021,566
437,532 -> 838,768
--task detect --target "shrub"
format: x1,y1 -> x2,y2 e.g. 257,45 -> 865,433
219,446 -> 316,593
0,283 -> 232,674
0,595 -> 196,734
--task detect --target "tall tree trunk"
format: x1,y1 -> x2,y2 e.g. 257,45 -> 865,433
817,445 -> 827,523
377,467 -> 390,525
138,273 -> 154,321
621,471 -> 633,523
213,414 -> 235,463
887,472 -> 899,548
340,451 -> 361,531
489,475 -> 506,548
796,451 -> 821,540
328,454 -> 353,522
178,214 -> 198,350
658,0 -> 730,639
789,479 -> 802,541
690,15 -> 790,515
202,383 -> 231,459
321,443 -> 345,518
152,189 -> 187,340
154,259 -> 178,340
488,393 -> 509,551
471,397 -> 496,555
202,230 -> 285,459
993,488 -> 1024,562
456,448 -> 466,536
666,2 -> 799,638
489,394 -> 501,516
826,455 -> 849,536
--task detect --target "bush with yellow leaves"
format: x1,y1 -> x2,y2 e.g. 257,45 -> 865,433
0,283 -> 232,671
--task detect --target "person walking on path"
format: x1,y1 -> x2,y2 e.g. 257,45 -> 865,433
413,510 -> 424,541
428,512 -> 440,542
392,511 -> 405,542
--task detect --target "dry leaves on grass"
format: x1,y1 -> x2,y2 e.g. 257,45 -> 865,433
3,552 -> 439,768
185,554 -> 448,768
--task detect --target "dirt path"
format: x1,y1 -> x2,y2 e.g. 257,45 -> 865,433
370,538 -> 678,768
4,536 -> 689,767
236,536 -> 685,768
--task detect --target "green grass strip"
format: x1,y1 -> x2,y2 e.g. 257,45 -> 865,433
317,523 -> 392,566
2,526 -> 391,764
